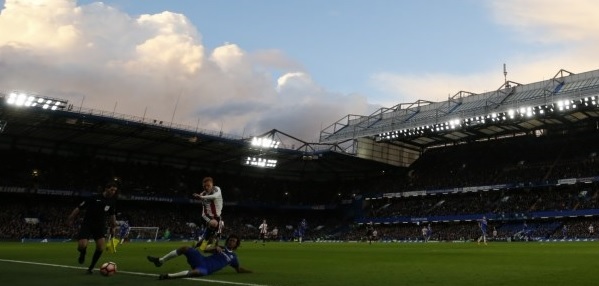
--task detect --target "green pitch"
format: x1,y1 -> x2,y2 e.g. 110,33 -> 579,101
1,241 -> 598,286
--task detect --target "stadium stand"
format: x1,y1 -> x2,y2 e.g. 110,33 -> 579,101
3,68 -> 599,243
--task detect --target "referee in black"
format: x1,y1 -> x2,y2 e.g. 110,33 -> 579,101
67,181 -> 118,274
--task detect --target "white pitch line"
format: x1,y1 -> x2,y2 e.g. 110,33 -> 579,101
0,259 -> 273,286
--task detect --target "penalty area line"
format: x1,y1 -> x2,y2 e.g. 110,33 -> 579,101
0,259 -> 272,286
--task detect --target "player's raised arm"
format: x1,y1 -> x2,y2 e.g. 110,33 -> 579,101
192,191 -> 205,199
199,187 -> 221,200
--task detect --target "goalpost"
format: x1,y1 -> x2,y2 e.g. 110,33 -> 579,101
129,227 -> 160,242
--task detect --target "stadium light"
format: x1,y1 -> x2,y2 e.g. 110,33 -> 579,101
250,136 -> 280,149
5,92 -> 68,111
373,94 -> 599,143
243,156 -> 277,168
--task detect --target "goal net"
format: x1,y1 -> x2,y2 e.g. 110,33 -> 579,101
129,227 -> 160,242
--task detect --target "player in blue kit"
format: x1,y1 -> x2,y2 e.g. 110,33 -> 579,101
118,220 -> 130,245
425,223 -> 432,242
477,216 -> 488,245
297,218 -> 308,243
147,234 -> 252,279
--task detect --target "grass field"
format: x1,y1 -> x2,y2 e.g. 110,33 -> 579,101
1,240 -> 598,286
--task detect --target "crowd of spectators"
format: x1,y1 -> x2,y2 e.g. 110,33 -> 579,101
3,130 -> 599,242
0,193 -> 342,242
2,190 -> 598,242
365,184 -> 598,219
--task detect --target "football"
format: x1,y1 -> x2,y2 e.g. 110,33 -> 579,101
100,261 -> 117,276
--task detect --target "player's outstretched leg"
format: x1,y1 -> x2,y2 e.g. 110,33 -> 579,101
195,219 -> 219,249
194,238 -> 204,249
194,232 -> 209,249
147,256 -> 163,267
158,274 -> 170,280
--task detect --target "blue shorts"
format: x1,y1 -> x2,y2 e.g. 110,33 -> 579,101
184,248 -> 209,275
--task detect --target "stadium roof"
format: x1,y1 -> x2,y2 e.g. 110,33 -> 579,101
320,68 -> 599,150
4,68 -> 599,180
0,94 -> 396,181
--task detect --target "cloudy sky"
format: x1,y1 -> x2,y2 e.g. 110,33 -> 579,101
1,0 -> 598,142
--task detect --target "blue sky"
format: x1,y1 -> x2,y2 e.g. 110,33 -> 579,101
1,0 -> 598,142
76,0 -> 514,97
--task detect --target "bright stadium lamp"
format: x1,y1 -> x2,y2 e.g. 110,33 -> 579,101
243,156 -> 277,168
5,92 -> 68,111
250,136 -> 280,149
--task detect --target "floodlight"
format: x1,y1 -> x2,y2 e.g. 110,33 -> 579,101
449,119 -> 461,129
525,107 -> 533,117
557,100 -> 571,111
519,107 -> 526,115
5,92 -> 68,111
250,136 -> 280,149
243,156 -> 277,168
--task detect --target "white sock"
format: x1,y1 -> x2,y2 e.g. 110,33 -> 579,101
168,270 -> 190,278
160,250 -> 179,263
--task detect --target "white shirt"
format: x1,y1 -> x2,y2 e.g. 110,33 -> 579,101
259,222 -> 268,234
200,186 -> 223,222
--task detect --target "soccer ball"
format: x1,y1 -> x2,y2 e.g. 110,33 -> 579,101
100,261 -> 117,276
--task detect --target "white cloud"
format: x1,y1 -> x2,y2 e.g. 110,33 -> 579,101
0,0 -> 368,141
0,0 -> 80,52
371,0 -> 599,108
490,0 -> 599,43
371,72 -> 499,106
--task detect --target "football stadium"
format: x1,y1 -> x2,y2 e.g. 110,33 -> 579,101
1,68 -> 599,285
